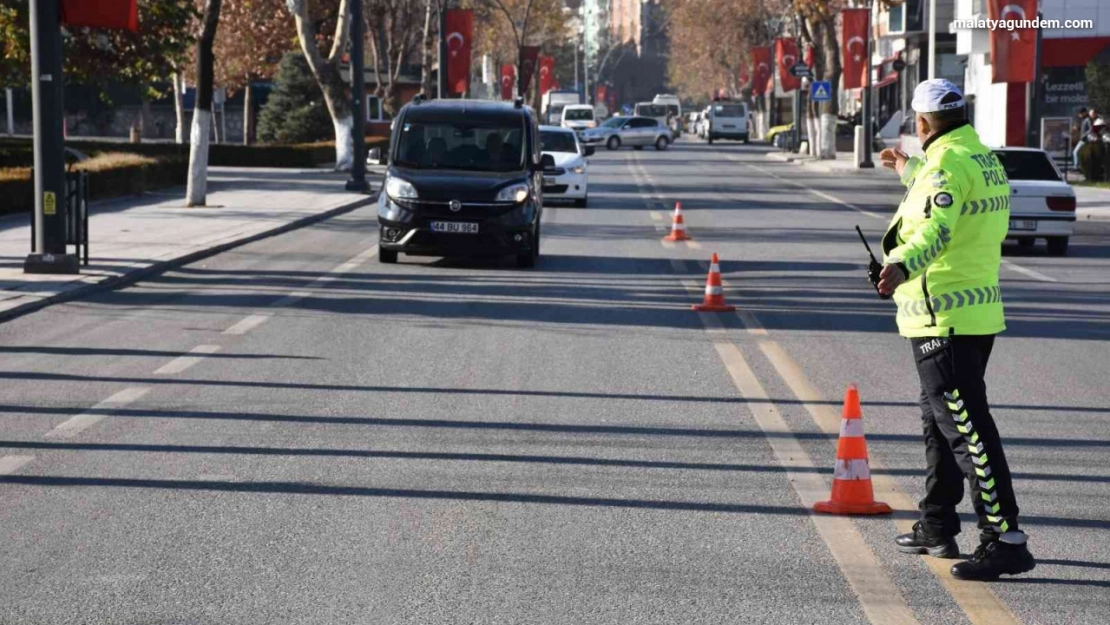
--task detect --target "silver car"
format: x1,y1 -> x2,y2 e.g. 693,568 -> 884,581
580,116 -> 672,151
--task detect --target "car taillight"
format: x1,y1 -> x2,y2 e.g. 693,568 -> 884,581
1046,196 -> 1076,212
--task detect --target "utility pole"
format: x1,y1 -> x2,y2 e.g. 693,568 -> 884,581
346,0 -> 368,192
24,0 -> 78,274
860,1 -> 875,169
1027,9 -> 1044,149
791,16 -> 801,154
927,0 -> 937,80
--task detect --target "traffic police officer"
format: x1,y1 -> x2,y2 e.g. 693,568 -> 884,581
876,79 -> 1036,581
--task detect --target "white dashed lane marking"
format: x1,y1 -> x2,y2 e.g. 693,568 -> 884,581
223,314 -> 272,335
45,387 -> 149,440
0,455 -> 35,475
154,345 -> 222,375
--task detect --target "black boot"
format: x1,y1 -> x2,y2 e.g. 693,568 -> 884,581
895,522 -> 959,558
951,540 -> 1036,581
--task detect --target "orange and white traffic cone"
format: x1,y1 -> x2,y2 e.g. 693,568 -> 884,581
663,201 -> 691,242
813,384 -> 892,515
692,253 -> 736,312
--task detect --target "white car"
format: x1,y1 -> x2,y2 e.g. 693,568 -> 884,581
993,147 -> 1076,255
540,125 -> 590,207
705,101 -> 750,144
561,104 -> 597,134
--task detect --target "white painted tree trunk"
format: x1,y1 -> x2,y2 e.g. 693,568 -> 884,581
812,115 -> 821,158
186,110 -> 212,207
5,88 -> 13,135
333,115 -> 354,171
819,113 -> 837,159
173,73 -> 186,144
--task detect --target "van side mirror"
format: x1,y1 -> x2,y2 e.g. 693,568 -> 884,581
582,146 -> 595,157
540,153 -> 556,170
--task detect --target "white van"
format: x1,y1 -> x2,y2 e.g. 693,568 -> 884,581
561,104 -> 597,133
652,94 -> 682,120
542,90 -> 582,125
706,101 -> 750,144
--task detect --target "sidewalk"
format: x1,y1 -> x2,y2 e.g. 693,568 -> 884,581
0,166 -> 377,321
1075,184 -> 1110,221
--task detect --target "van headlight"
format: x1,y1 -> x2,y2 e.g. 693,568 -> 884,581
496,184 -> 530,203
571,164 -> 586,174
385,176 -> 418,200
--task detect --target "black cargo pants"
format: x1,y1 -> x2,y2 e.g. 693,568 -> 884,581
912,335 -> 1020,542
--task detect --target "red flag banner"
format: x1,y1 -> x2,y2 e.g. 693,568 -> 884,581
518,46 -> 540,95
751,47 -> 772,96
776,38 -> 800,93
499,64 -> 515,100
804,45 -> 815,69
444,9 -> 473,95
988,0 -> 1037,83
538,55 -> 556,95
61,0 -> 138,32
596,84 -> 608,108
841,8 -> 870,90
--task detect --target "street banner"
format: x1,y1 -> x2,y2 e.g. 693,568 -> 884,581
444,9 -> 473,95
988,0 -> 1037,83
539,55 -> 556,95
499,64 -> 515,100
804,45 -> 815,69
776,38 -> 800,93
61,0 -> 138,32
518,46 -> 541,95
596,84 -> 607,106
751,47 -> 772,96
841,8 -> 870,90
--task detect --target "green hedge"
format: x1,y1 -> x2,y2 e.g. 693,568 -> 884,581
1078,140 -> 1110,182
0,137 -> 389,169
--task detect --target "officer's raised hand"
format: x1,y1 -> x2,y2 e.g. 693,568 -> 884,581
879,147 -> 909,175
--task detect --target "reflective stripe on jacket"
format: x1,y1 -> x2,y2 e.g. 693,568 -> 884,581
882,122 -> 1008,337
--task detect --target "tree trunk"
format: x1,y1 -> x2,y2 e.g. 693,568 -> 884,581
421,0 -> 435,97
819,17 -> 841,159
243,82 -> 255,145
172,71 -> 186,144
288,0 -> 354,171
186,0 -> 223,207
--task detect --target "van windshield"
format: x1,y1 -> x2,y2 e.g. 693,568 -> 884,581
635,104 -> 668,118
563,108 -> 594,121
394,120 -> 525,172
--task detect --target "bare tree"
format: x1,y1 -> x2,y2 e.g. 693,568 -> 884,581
365,0 -> 423,116
285,0 -> 354,170
186,0 -> 223,207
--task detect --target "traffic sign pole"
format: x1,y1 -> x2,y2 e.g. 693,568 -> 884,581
24,0 -> 78,274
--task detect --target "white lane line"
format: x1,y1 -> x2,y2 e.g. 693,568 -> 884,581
0,455 -> 35,475
267,244 -> 380,310
45,387 -> 149,440
686,240 -> 703,250
272,290 -> 312,307
650,211 -> 664,221
1001,259 -> 1058,283
223,313 -> 272,335
154,345 -> 221,375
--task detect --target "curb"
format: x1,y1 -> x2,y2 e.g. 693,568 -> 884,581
764,151 -> 882,176
0,192 -> 378,325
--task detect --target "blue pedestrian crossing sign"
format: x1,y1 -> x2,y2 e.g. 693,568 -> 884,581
811,81 -> 832,102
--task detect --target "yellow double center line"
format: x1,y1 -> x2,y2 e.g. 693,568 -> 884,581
629,149 -> 1023,625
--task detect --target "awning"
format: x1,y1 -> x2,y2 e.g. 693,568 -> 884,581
1042,36 -> 1110,68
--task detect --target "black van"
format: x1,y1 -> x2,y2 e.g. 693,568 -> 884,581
377,98 -> 552,268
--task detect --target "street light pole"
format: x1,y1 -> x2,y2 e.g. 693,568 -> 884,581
438,0 -> 448,99
346,0 -> 368,192
24,0 -> 77,274
860,1 -> 875,169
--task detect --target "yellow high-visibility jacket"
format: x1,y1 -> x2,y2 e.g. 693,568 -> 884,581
882,122 -> 1009,337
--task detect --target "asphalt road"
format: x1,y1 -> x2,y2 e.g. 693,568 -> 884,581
1,140 -> 1107,624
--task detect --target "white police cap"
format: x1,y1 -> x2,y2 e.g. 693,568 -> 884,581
911,79 -> 965,113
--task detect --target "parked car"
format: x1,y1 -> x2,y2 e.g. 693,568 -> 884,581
377,98 -> 549,268
580,116 -> 672,151
540,125 -> 590,207
993,147 -> 1076,255
705,101 -> 750,144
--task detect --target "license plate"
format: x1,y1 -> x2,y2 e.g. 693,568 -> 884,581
723,124 -> 735,129
1008,219 -> 1036,231
430,221 -> 478,234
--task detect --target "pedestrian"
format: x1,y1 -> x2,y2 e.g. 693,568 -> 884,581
876,79 -> 1035,581
1073,107 -> 1092,167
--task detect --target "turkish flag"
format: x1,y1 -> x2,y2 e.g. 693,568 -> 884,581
841,8 -> 869,90
751,47 -> 772,96
538,55 -> 556,95
804,45 -> 815,69
444,9 -> 473,96
62,0 -> 139,32
597,84 -> 608,107
776,38 -> 800,93
739,65 -> 750,90
518,46 -> 540,95
988,0 -> 1037,83
499,64 -> 515,100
